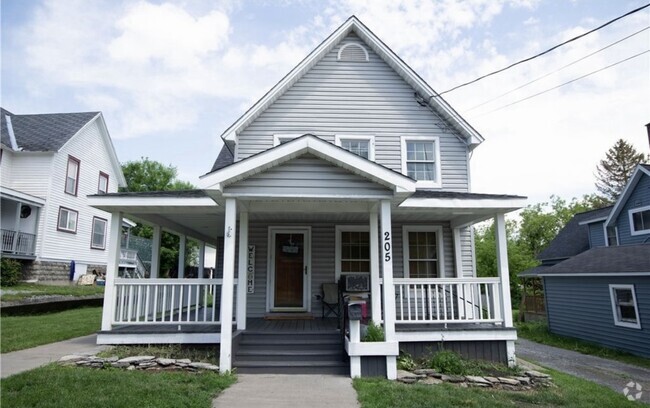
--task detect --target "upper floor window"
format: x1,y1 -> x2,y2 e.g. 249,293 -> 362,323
609,284 -> 641,329
629,206 -> 650,235
98,172 -> 109,194
606,226 -> 618,246
402,226 -> 444,278
57,207 -> 78,233
335,226 -> 370,280
400,136 -> 441,188
335,135 -> 374,160
65,156 -> 80,196
91,217 -> 107,250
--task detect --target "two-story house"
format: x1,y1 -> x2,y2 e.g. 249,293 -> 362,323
88,16 -> 526,378
522,164 -> 650,358
1,108 -> 127,281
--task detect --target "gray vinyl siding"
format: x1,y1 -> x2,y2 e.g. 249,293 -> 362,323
235,32 -> 469,192
399,340 -> 507,364
224,154 -> 391,197
614,175 -> 650,245
588,222 -> 606,248
460,227 -> 474,277
544,276 -> 650,357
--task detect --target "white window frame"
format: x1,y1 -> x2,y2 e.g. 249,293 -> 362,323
628,205 -> 650,236
609,284 -> 641,329
400,136 -> 441,188
65,155 -> 80,196
603,224 -> 618,247
98,172 -> 109,194
273,133 -> 306,147
91,216 -> 107,250
335,225 -> 371,281
335,135 -> 375,161
57,207 -> 78,233
402,225 -> 445,278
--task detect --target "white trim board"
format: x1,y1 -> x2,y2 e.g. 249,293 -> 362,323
395,328 -> 517,342
538,272 -> 650,277
605,165 -> 650,227
608,284 -> 642,329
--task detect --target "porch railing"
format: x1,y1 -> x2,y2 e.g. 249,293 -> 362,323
1,229 -> 36,255
119,248 -> 148,278
393,278 -> 503,324
112,279 -> 233,325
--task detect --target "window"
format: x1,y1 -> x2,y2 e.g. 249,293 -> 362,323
606,226 -> 618,246
400,136 -> 441,188
403,226 -> 444,278
98,172 -> 109,194
57,207 -> 78,233
335,226 -> 370,280
65,156 -> 80,195
609,285 -> 641,329
335,135 -> 374,160
629,206 -> 650,235
91,217 -> 107,249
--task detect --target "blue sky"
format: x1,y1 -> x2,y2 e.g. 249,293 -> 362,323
2,0 -> 649,205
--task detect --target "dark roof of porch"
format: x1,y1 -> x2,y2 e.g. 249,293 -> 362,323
412,191 -> 525,200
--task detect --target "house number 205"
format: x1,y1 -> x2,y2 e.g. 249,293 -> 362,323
384,232 -> 391,262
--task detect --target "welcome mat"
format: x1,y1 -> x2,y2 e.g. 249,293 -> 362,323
264,313 -> 314,320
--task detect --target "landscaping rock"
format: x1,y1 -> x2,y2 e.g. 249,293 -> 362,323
397,377 -> 418,384
413,368 -> 440,376
498,377 -> 520,386
397,370 -> 425,380
484,376 -> 500,384
58,355 -> 86,363
189,362 -> 219,371
157,358 -> 176,366
468,383 -> 489,388
176,359 -> 192,364
104,356 -> 119,363
465,376 -> 491,386
516,377 -> 532,385
117,356 -> 155,364
111,362 -> 130,368
441,374 -> 465,383
137,361 -> 158,368
126,365 -> 136,370
420,377 -> 443,385
525,370 -> 550,379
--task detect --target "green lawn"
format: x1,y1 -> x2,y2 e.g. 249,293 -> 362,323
354,369 -> 645,407
1,307 -> 102,353
1,364 -> 235,408
517,320 -> 650,369
0,283 -> 104,302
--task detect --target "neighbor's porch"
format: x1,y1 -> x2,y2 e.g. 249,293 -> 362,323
0,187 -> 43,258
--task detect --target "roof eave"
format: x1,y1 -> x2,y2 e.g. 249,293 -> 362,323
604,165 -> 650,227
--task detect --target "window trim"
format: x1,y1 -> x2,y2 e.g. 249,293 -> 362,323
609,284 -> 641,329
57,207 -> 78,234
402,225 -> 445,278
98,171 -> 109,194
604,224 -> 618,247
90,216 -> 107,250
65,155 -> 80,196
335,225 -> 370,281
400,136 -> 441,188
273,133 -> 307,147
628,205 -> 650,236
335,135 -> 375,161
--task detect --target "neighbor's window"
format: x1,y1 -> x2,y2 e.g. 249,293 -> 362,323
606,226 -> 618,246
91,217 -> 107,249
403,226 -> 443,278
336,227 -> 370,279
98,172 -> 109,194
629,206 -> 650,235
65,156 -> 80,195
57,207 -> 78,233
609,284 -> 641,329
401,137 -> 441,187
335,136 -> 374,160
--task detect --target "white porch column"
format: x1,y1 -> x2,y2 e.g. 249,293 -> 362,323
380,199 -> 397,380
198,241 -> 206,278
150,225 -> 161,279
494,213 -> 514,327
219,198 -> 237,373
101,211 -> 122,331
12,202 -> 21,253
369,208 -> 381,323
452,227 -> 463,278
178,234 -> 186,278
236,211 -> 249,330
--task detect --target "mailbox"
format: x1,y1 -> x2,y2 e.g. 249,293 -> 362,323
348,302 -> 363,321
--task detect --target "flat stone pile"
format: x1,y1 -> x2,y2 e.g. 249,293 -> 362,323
396,369 -> 553,391
58,355 -> 219,372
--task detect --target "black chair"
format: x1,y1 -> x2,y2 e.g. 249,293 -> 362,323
321,282 -> 340,319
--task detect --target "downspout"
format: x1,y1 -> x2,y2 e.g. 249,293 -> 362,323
6,115 -> 20,151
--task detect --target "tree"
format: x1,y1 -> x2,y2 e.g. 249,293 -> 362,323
595,139 -> 648,203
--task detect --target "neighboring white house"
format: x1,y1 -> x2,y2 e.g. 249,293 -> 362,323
89,16 -> 525,378
1,108 -> 127,280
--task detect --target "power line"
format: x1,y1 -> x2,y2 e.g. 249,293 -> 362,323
438,3 -> 650,96
465,26 -> 650,112
474,49 -> 649,117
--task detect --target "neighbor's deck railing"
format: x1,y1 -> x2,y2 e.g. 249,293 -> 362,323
1,229 -> 36,256
112,278 -> 234,325
393,278 -> 503,324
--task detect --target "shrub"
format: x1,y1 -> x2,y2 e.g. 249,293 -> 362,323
397,351 -> 417,371
428,350 -> 471,375
1,258 -> 22,287
362,320 -> 385,342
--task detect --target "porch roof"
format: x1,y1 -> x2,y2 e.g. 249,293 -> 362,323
0,186 -> 46,206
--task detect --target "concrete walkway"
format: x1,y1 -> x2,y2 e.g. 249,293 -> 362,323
1,334 -> 107,378
517,338 -> 650,404
212,374 -> 360,408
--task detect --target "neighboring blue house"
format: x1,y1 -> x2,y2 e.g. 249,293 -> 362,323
522,164 -> 650,358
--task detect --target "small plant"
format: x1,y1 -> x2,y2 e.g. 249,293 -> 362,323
428,349 -> 469,375
1,258 -> 22,287
397,351 -> 417,371
362,320 -> 385,342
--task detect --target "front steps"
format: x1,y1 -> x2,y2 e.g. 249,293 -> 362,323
233,331 -> 348,375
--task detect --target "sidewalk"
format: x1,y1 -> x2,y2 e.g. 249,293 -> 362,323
212,374 -> 360,408
517,338 -> 650,404
0,334 -> 107,378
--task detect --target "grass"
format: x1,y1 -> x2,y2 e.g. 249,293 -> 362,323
100,344 -> 219,364
1,364 -> 235,408
0,283 -> 104,302
1,306 -> 102,353
517,320 -> 650,369
354,368 -> 645,407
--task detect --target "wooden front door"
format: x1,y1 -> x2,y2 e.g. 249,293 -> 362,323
270,229 -> 309,311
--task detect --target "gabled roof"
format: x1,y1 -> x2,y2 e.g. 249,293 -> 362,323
605,164 -> 650,227
535,244 -> 650,276
211,140 -> 235,172
220,16 -> 484,149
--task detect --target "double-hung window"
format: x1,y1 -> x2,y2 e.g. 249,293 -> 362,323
57,207 -> 78,233
401,136 -> 441,188
609,284 -> 641,329
91,217 -> 107,249
335,135 -> 374,160
98,172 -> 109,194
335,226 -> 370,280
629,205 -> 650,235
402,226 -> 444,278
65,156 -> 80,195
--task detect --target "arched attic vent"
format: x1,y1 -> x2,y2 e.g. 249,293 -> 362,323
337,43 -> 369,62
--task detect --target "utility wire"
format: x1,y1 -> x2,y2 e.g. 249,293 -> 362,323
473,49 -> 649,117
464,26 -> 650,112
438,3 -> 650,95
